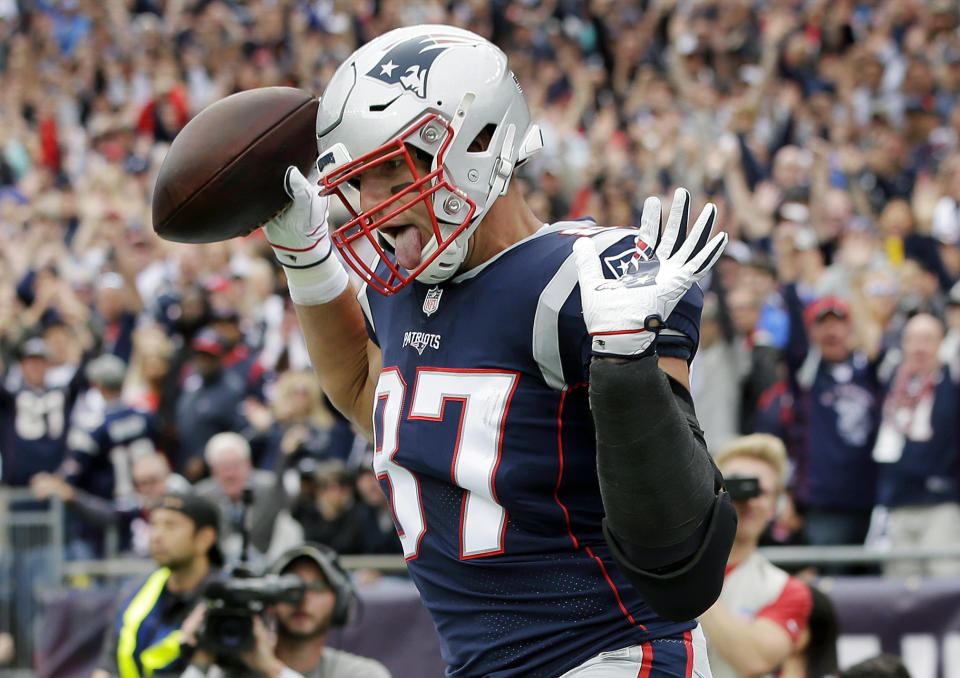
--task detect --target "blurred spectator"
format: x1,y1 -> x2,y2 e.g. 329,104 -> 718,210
50,353 -> 157,556
765,294 -> 880,558
941,280 -> 960,368
931,153 -> 960,277
872,313 -> 960,577
0,337 -> 87,490
41,317 -> 86,388
207,303 -> 268,401
701,434 -> 812,678
91,269 -> 141,364
294,459 -> 367,555
243,368 -> 345,471
732,253 -> 789,433
779,583 -> 840,678
30,450 -> 189,557
123,326 -> 174,413
193,431 -> 301,567
173,329 -> 247,481
690,291 -> 741,450
241,255 -> 286,368
61,353 -> 157,501
355,461 -> 402,555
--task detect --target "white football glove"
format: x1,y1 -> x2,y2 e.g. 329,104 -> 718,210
573,188 -> 728,358
262,165 -> 348,306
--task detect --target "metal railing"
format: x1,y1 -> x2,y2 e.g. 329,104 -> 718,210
59,545 -> 960,583
760,544 -> 960,566
60,553 -> 412,580
0,488 -> 64,672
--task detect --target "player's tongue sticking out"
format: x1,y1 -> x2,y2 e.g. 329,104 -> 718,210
394,225 -> 423,271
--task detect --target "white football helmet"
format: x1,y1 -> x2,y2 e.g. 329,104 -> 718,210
315,24 -> 543,295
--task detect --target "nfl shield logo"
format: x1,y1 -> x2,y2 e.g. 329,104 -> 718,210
423,286 -> 443,316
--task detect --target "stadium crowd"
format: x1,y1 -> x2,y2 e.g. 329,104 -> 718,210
1,0 -> 960,669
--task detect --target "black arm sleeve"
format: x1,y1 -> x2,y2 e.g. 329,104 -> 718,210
590,356 -> 736,621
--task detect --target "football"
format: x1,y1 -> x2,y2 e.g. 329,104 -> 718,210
152,86 -> 319,243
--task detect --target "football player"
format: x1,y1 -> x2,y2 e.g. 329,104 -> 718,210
261,25 -> 735,678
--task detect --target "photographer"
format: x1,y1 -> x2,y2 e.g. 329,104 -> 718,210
179,543 -> 390,678
93,492 -> 224,678
701,434 -> 813,678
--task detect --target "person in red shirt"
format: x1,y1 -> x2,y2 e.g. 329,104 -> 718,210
701,434 -> 813,678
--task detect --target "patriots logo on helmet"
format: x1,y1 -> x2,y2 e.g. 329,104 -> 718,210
366,33 -> 481,99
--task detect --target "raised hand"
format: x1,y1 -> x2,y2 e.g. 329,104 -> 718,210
262,165 -> 348,305
573,188 -> 727,359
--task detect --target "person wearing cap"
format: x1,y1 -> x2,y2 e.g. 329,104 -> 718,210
179,543 -> 390,678
172,329 -> 247,482
61,354 -> 159,499
93,492 -> 224,678
759,292 -> 880,569
0,337 -> 88,489
208,307 -> 268,402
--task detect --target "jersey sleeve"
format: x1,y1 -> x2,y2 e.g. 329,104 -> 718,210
755,575 -> 813,646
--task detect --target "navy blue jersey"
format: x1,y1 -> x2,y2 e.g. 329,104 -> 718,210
360,223 -> 695,678
63,403 -> 157,500
0,372 -> 81,487
785,352 -> 880,512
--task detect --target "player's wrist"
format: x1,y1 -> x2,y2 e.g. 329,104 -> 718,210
282,253 -> 349,306
590,330 -> 657,359
589,314 -> 663,359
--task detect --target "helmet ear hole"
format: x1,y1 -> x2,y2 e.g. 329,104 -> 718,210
467,123 -> 497,153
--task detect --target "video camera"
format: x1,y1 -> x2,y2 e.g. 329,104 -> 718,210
200,572 -> 305,654
724,475 -> 762,502
198,487 -> 305,655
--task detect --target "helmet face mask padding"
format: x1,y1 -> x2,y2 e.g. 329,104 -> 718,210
315,25 -> 542,295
